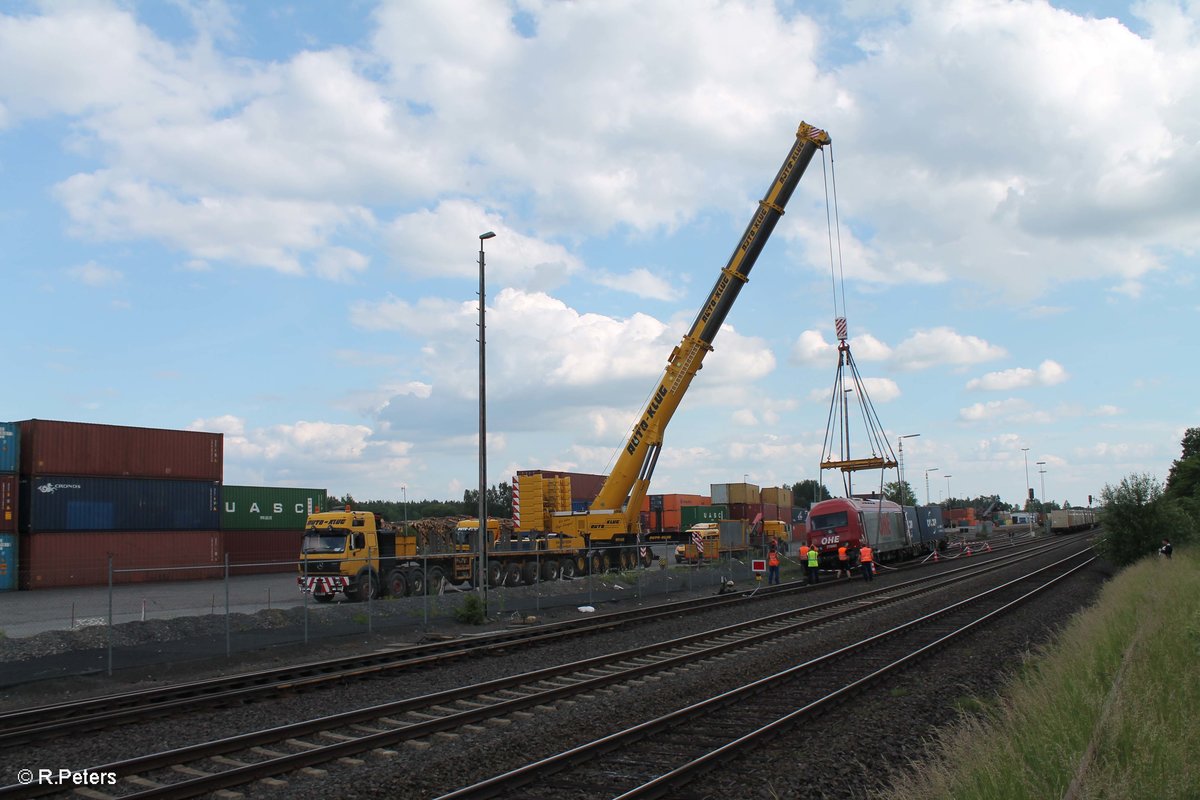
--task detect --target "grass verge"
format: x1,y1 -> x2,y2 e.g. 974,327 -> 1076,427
878,549 -> 1198,800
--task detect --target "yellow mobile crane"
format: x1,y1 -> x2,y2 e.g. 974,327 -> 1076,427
511,122 -> 831,570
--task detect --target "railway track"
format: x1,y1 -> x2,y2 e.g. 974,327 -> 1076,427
439,547 -> 1096,799
0,536 -> 1056,747
0,538 -> 1089,800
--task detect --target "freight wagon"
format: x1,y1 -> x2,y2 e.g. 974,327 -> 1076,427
1049,508 -> 1099,534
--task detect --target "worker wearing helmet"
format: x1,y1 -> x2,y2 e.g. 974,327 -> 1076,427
837,543 -> 849,579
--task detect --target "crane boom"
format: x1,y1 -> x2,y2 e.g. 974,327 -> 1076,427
555,121 -> 830,544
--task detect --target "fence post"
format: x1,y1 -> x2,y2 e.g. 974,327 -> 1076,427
422,554 -> 429,629
224,553 -> 231,658
302,553 -> 309,646
367,547 -> 374,638
106,553 -> 113,677
535,550 -> 541,615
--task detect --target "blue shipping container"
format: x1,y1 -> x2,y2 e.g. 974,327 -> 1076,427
0,533 -> 15,591
0,422 -> 17,473
20,476 -> 220,532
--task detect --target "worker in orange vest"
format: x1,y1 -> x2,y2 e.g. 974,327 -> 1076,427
859,544 -> 874,582
799,542 -> 810,562
837,543 -> 849,579
767,547 -> 781,585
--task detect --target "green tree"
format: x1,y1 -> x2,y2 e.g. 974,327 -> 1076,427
791,479 -> 833,507
1095,473 -> 1195,566
1166,426 -> 1200,501
463,481 -> 513,518
883,480 -> 917,506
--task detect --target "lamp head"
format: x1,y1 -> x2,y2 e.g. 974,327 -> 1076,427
479,231 -> 496,240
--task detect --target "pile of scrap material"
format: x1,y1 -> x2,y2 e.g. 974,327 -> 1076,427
409,516 -> 516,550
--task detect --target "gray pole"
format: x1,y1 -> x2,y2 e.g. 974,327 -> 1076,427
1021,447 -> 1032,536
478,231 -> 495,615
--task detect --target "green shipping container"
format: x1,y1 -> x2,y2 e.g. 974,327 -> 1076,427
681,504 -> 728,530
220,485 -> 327,530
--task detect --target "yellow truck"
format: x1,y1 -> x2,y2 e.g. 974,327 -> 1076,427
674,519 -> 791,564
297,508 -> 475,601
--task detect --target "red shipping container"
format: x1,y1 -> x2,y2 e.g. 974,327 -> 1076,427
223,529 -> 302,575
19,419 -> 223,481
0,474 -> 15,533
19,530 -> 224,589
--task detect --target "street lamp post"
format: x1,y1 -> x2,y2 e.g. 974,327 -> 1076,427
478,231 -> 496,611
944,475 -> 952,508
401,485 -> 408,532
1021,447 -> 1031,537
898,434 -> 920,502
1037,462 -> 1047,532
924,467 -> 939,506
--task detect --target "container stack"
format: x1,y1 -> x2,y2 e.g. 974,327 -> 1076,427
221,485 -> 327,574
641,493 -> 710,535
0,422 -> 17,592
17,420 -> 224,589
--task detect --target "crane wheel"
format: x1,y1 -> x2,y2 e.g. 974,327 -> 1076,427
487,560 -> 503,588
504,562 -> 523,586
588,551 -> 604,575
521,561 -> 539,585
559,558 -> 577,579
541,559 -> 560,581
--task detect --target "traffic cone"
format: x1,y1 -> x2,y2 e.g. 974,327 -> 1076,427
964,546 -> 972,556
985,543 -> 992,553
932,551 -> 939,562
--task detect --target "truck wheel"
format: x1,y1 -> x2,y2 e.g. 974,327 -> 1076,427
407,568 -> 426,597
521,561 -> 539,585
503,562 -> 523,586
559,558 -> 576,579
588,551 -> 604,575
487,560 -> 503,588
386,569 -> 409,598
350,571 -> 377,602
540,559 -> 560,581
427,566 -> 447,593
640,548 -> 654,568
601,551 -> 614,572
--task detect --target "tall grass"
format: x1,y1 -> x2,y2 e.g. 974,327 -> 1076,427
878,549 -> 1198,800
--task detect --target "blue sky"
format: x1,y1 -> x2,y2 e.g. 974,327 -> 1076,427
2,0 -> 1197,510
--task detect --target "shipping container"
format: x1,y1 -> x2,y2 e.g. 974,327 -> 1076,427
0,422 -> 17,473
681,504 -> 728,530
0,532 -> 16,591
641,494 -> 710,513
761,486 -> 794,507
711,482 -> 760,505
719,520 -> 750,549
223,529 -> 302,574
644,508 -> 682,533
0,474 -> 15,533
517,469 -> 608,504
19,419 -> 223,481
19,530 -> 223,589
220,485 -> 327,531
20,476 -> 220,532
